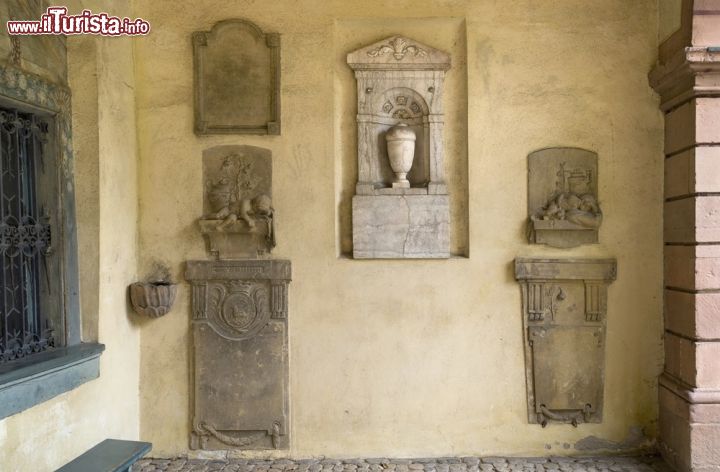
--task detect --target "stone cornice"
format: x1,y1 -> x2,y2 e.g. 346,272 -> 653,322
660,372 -> 720,405
649,47 -> 720,111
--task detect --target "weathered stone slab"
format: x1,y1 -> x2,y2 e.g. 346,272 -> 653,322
352,195 -> 449,258
527,148 -> 602,248
193,19 -> 280,135
186,259 -> 291,450
514,258 -> 616,426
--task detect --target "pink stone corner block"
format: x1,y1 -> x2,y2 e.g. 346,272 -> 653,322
666,147 -> 720,199
665,197 -> 720,243
666,289 -> 720,340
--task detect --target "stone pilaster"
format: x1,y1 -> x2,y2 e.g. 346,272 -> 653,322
650,13 -> 720,467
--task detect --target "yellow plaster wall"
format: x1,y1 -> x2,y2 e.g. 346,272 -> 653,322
0,2 -> 141,470
135,0 -> 664,459
658,0 -> 683,43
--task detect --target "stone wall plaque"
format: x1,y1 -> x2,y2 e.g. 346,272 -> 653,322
193,19 -> 280,135
527,148 -> 602,248
186,259 -> 291,450
199,145 -> 275,259
514,258 -> 616,427
347,36 -> 451,258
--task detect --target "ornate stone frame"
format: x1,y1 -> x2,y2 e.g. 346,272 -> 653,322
0,62 -> 103,419
193,19 -> 281,136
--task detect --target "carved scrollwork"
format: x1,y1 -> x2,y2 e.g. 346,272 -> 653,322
0,328 -> 54,364
537,404 -> 592,428
196,421 -> 281,449
367,37 -> 428,61
0,215 -> 52,258
202,281 -> 270,340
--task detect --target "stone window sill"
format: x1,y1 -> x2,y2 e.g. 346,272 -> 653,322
0,342 -> 105,420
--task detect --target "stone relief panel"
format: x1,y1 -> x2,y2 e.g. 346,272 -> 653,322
186,260 -> 291,450
347,36 -> 451,258
527,148 -> 602,248
514,258 -> 616,427
199,145 -> 274,259
193,19 -> 280,135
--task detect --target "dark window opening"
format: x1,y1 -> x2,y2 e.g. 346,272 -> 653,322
0,106 -> 54,363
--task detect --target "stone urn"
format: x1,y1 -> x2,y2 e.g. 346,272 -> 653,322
129,282 -> 177,318
386,123 -> 416,189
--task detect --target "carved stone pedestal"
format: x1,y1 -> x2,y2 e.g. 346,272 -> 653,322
515,258 -> 616,427
186,259 -> 291,450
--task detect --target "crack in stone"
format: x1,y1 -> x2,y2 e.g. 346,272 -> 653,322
401,196 -> 411,256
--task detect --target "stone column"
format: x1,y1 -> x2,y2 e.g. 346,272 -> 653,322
650,2 -> 720,470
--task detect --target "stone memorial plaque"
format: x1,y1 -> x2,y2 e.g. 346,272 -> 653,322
186,259 -> 291,450
527,148 -> 602,248
193,19 -> 280,135
515,258 -> 616,427
347,36 -> 452,258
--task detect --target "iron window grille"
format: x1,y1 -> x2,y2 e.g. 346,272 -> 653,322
0,105 -> 54,363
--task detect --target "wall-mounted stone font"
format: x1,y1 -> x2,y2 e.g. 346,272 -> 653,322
347,36 -> 451,258
527,148 -> 602,248
514,258 -> 616,427
193,19 -> 280,135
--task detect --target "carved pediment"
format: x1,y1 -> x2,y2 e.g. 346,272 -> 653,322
347,36 -> 451,71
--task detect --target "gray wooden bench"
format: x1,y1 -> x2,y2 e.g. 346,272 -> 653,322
56,439 -> 152,472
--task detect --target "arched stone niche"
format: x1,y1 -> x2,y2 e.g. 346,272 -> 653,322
370,87 -> 430,187
348,36 -> 451,258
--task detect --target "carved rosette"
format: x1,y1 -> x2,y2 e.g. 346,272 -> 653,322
186,259 -> 291,450
515,258 -> 616,427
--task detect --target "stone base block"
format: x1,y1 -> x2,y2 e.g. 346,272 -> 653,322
199,219 -> 272,259
530,219 -> 598,248
352,195 -> 449,259
659,374 -> 720,471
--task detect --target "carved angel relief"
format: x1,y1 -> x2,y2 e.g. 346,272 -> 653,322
200,145 -> 275,259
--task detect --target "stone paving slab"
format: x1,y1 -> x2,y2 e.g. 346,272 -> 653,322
132,455 -> 671,472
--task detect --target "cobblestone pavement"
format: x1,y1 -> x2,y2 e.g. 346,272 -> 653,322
133,455 -> 671,472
